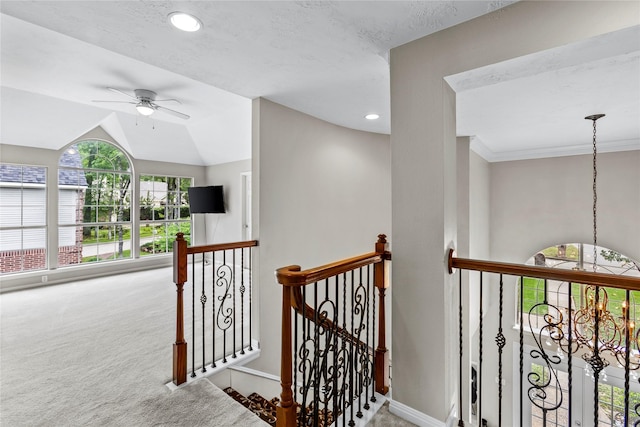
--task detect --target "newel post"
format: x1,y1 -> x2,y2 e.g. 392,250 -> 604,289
277,268 -> 299,427
374,234 -> 390,395
172,232 -> 188,386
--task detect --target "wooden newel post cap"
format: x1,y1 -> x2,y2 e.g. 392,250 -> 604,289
176,232 -> 184,240
377,234 -> 387,244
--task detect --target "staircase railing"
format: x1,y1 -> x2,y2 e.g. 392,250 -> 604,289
448,249 -> 640,427
172,232 -> 259,386
276,235 -> 391,427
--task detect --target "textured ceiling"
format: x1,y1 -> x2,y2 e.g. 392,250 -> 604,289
1,1 -> 639,165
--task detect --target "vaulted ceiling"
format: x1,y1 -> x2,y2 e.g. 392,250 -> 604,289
1,1 -> 638,165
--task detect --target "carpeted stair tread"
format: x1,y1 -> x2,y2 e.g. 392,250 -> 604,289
224,387 -> 276,425
223,387 -> 337,427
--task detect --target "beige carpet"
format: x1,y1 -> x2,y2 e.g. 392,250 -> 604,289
0,266 -> 266,427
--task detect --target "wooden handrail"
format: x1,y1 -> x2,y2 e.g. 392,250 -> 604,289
448,249 -> 640,289
185,239 -> 258,255
276,251 -> 389,287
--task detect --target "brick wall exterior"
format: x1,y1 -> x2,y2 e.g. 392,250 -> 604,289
1,190 -> 85,273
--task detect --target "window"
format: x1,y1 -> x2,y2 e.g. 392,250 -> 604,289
0,164 -> 47,273
58,141 -> 131,265
139,175 -> 191,256
518,245 -> 640,426
519,243 -> 640,331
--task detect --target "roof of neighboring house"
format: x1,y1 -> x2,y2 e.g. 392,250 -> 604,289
1,150 -> 88,187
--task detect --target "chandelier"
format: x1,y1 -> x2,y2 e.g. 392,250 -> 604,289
546,114 -> 640,379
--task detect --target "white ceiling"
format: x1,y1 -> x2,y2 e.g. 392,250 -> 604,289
1,1 -> 639,165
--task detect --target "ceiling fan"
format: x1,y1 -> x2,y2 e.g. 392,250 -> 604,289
93,87 -> 190,120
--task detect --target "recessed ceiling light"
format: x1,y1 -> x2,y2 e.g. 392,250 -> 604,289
169,12 -> 202,32
365,113 -> 380,120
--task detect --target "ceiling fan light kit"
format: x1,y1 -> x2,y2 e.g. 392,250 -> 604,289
92,87 -> 190,120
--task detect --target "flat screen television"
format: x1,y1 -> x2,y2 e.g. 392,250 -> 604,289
188,186 -> 225,214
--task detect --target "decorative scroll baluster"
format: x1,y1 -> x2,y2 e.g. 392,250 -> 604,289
276,235 -> 390,427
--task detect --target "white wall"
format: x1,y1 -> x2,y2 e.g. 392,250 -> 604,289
203,159 -> 251,244
390,1 -> 639,422
250,98 -> 391,376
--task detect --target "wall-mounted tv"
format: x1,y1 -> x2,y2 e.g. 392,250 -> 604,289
188,186 -> 225,214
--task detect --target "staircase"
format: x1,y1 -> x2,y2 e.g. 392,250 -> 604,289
224,387 -> 336,427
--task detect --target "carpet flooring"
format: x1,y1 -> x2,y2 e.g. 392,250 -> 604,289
0,266 -> 266,427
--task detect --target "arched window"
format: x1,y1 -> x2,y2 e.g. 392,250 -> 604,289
518,243 -> 640,426
58,140 -> 132,265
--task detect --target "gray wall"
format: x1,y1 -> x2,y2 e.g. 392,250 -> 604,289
390,1 -> 638,422
250,98 -> 391,375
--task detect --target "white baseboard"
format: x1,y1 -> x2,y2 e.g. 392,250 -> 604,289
388,399 -> 458,427
165,340 -> 260,391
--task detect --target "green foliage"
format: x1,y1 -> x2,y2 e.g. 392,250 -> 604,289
541,244 -> 579,260
82,249 -> 131,263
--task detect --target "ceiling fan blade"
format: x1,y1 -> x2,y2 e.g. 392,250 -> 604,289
107,87 -> 138,100
92,100 -> 137,104
155,105 -> 190,120
154,98 -> 182,104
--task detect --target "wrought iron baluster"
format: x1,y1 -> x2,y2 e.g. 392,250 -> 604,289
313,281 -> 320,427
300,284 -> 308,426
364,265 -> 371,411
240,247 -> 245,355
625,289 -> 631,426
232,249 -> 237,358
496,274 -> 505,427
371,266 -> 377,404
458,271 -> 464,427
211,251 -> 216,367
294,289 -> 299,413
567,282 -> 572,426
333,275 -> 339,422
201,253 -> 207,373
248,247 -> 253,351
478,271 -> 483,426
519,276 -> 524,427
349,269 -> 355,427
218,250 -> 227,363
342,272 -> 348,427
191,253 -> 196,378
